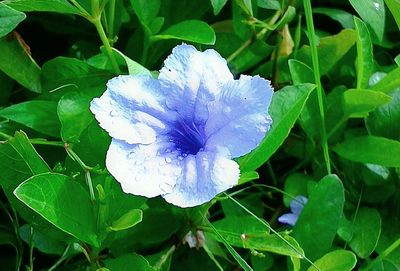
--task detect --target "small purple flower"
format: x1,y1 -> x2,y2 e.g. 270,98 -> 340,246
90,44 -> 273,208
278,195 -> 308,226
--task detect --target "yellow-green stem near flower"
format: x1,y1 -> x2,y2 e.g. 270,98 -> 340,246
303,0 -> 331,174
92,18 -> 120,74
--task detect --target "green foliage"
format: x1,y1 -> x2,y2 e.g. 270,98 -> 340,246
0,0 -> 399,270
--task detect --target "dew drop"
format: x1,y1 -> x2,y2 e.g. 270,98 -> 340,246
110,110 -> 118,117
177,156 -> 184,161
165,157 -> 172,163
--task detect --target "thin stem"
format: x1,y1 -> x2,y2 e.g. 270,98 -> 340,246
68,0 -> 91,18
28,226 -> 35,271
0,131 -> 12,140
92,18 -> 120,74
303,0 -> 331,174
363,237 -> 400,271
29,139 -> 65,147
107,0 -> 116,44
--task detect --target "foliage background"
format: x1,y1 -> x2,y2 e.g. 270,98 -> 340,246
0,0 -> 400,270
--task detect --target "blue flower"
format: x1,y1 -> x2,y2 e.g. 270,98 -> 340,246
90,44 -> 273,207
278,195 -> 308,226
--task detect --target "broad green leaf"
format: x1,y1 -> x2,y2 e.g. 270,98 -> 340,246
293,175 -> 345,261
212,216 -> 303,257
154,20 -> 216,45
3,0 -> 81,14
130,0 -> 160,26
238,171 -> 259,185
19,224 -> 65,255
238,83 -> 315,172
14,172 -> 99,247
235,0 -> 253,16
313,8 -> 355,29
366,89 -> 400,140
334,136 -> 400,167
210,0 -> 228,15
108,209 -> 143,232
343,89 -> 392,118
384,0 -> 400,30
112,48 -> 151,76
257,0 -> 281,10
371,67 -> 400,93
349,0 -> 385,42
307,250 -> 357,271
57,91 -> 93,142
104,253 -> 154,271
0,3 -> 26,38
0,100 -> 61,138
296,29 -> 356,76
41,57 -> 112,98
349,208 -> 381,258
0,34 -> 41,92
354,17 -> 374,89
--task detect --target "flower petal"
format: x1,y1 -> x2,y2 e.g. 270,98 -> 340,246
90,75 -> 176,144
163,148 -> 239,207
290,195 -> 308,215
278,213 -> 299,226
205,75 -> 273,157
159,44 -> 233,124
106,139 -> 182,198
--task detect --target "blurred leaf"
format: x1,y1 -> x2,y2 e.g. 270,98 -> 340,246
313,8 -> 354,29
349,0 -> 385,42
354,17 -> 374,89
307,250 -> 357,271
384,0 -> 400,30
366,89 -> 400,140
210,0 -> 228,15
293,175 -> 345,261
104,253 -> 154,271
154,20 -> 216,45
283,173 -> 311,207
0,33 -> 41,92
371,67 -> 400,93
257,0 -> 281,10
349,208 -> 381,258
239,83 -> 315,172
130,0 -> 160,26
19,224 -> 65,255
0,3 -> 26,38
14,172 -> 99,247
57,91 -> 93,142
0,100 -> 61,138
296,29 -> 356,76
235,0 -> 253,16
3,0 -> 81,14
108,209 -> 143,232
343,89 -> 392,118
334,136 -> 400,167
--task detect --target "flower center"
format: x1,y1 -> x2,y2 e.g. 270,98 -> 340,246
168,119 -> 206,155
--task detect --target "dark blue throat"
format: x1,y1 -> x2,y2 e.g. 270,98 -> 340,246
168,119 -> 206,155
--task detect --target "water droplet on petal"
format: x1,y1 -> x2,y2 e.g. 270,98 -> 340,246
177,156 -> 184,161
223,106 -> 231,114
165,157 -> 172,163
110,110 -> 118,117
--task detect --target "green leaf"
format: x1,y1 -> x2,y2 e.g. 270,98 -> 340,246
130,0 -> 160,26
238,171 -> 259,185
349,0 -> 385,42
384,0 -> 400,30
3,0 -> 81,14
154,20 -> 216,45
354,17 -> 374,89
14,172 -> 99,247
108,209 -> 143,232
112,48 -> 151,76
0,100 -> 61,138
257,0 -> 281,10
235,0 -> 253,16
57,91 -> 93,142
283,173 -> 311,206
313,8 -> 355,29
307,250 -> 357,271
210,0 -> 228,15
0,34 -> 41,92
334,136 -> 400,167
296,29 -> 356,76
293,175 -> 345,261
366,89 -> 400,140
343,89 -> 392,118
349,208 -> 381,258
0,3 -> 26,38
371,67 -> 400,94
104,253 -> 154,271
238,83 -> 315,172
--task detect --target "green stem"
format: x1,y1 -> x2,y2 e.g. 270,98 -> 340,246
303,0 -> 331,174
363,237 -> 400,271
107,0 -> 116,44
30,139 -> 65,147
68,0 -> 91,18
28,226 -> 35,271
92,18 -> 120,74
0,131 -> 12,140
